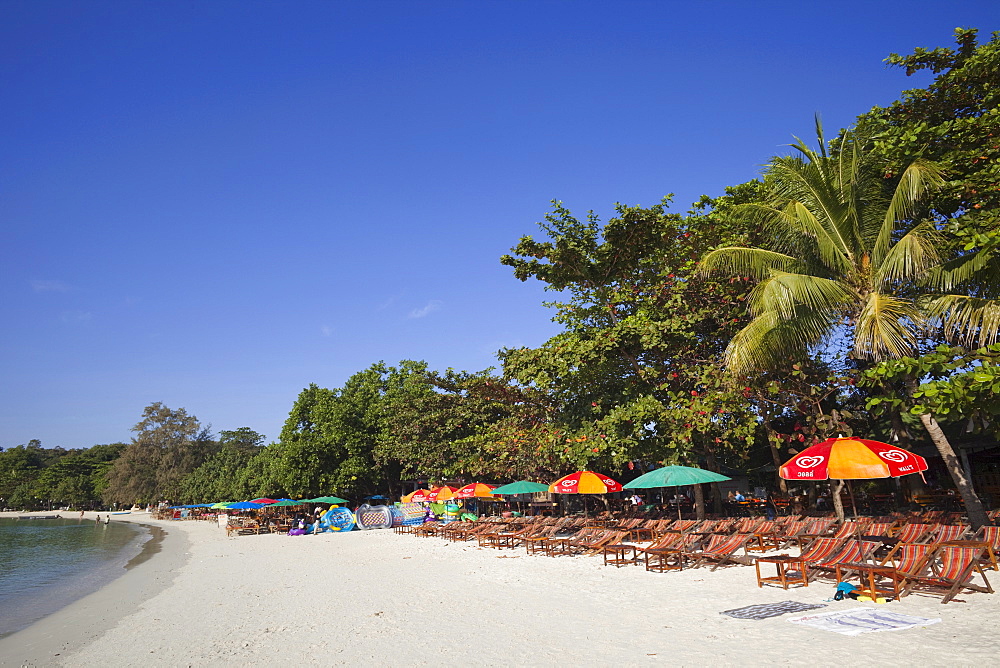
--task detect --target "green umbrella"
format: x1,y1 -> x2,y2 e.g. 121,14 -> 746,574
491,481 -> 549,495
210,502 -> 232,509
266,499 -> 305,507
623,465 -> 731,520
305,496 -> 350,504
623,465 -> 730,489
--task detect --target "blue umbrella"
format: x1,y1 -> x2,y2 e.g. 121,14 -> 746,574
226,501 -> 265,510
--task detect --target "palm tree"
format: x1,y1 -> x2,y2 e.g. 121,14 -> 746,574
699,123 -> 991,527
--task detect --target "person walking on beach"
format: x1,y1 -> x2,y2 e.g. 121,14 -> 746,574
104,515 -> 110,525
95,514 -> 100,524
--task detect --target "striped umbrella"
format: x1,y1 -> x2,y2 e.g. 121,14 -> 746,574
779,437 -> 928,480
549,471 -> 622,494
402,489 -> 432,503
454,483 -> 497,499
429,486 -> 459,502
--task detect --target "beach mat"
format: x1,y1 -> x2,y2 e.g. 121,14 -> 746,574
788,608 -> 941,636
721,601 -> 827,620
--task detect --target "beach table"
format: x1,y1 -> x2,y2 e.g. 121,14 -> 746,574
755,554 -> 808,589
601,543 -> 639,567
834,562 -> 901,600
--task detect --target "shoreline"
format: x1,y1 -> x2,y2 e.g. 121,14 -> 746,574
1,514 -> 999,666
0,513 -> 189,667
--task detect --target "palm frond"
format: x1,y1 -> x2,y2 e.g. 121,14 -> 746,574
923,294 -> 1000,347
924,241 -> 1000,293
697,247 -> 802,280
725,307 -> 837,375
749,271 -> 855,320
875,221 -> 942,286
854,292 -> 923,361
872,159 -> 946,264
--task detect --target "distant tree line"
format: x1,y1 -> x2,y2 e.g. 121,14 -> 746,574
3,30 -> 998,526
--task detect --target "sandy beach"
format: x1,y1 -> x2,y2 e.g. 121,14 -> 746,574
2,512 -> 998,667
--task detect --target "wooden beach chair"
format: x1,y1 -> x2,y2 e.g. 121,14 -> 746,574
901,544 -> 994,603
806,539 -> 881,582
641,533 -> 697,572
568,529 -> 629,556
835,541 -> 933,601
970,526 -> 1000,571
687,533 -> 753,571
776,520 -> 809,549
893,522 -> 937,543
930,524 -> 970,544
744,521 -> 780,552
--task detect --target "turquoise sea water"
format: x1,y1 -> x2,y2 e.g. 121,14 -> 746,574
0,516 -> 148,638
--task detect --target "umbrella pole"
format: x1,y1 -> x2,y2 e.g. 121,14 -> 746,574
847,480 -> 858,518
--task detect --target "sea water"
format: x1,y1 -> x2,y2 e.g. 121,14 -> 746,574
0,516 -> 149,638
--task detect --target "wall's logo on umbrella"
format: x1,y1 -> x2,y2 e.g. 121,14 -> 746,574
879,451 -> 907,463
796,456 -> 825,469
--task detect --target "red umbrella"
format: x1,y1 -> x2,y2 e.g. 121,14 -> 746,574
402,489 -> 432,503
780,437 -> 928,519
454,483 -> 497,499
428,486 -> 459,502
549,471 -> 622,494
250,498 -> 277,504
779,437 -> 928,480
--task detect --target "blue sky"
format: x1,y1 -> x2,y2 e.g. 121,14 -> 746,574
2,1 -> 997,449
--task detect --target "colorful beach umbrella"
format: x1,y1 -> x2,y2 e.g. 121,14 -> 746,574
266,499 -> 304,507
549,471 -> 622,494
402,489 -> 432,503
454,483 -> 497,499
306,496 -> 350,505
492,481 -> 549,495
226,501 -> 265,510
623,465 -> 731,489
779,437 -> 928,481
429,486 -> 459,502
623,465 -> 730,520
250,498 -> 277,504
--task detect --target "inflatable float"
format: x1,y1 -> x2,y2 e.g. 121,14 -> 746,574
319,506 -> 356,532
355,504 -> 392,530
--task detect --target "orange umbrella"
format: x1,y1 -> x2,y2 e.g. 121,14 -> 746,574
402,489 -> 432,503
454,483 -> 497,499
779,437 -> 928,481
428,486 -> 459,502
780,437 -> 928,519
549,471 -> 623,494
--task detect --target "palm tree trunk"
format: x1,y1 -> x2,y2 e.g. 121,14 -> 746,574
918,412 -> 989,529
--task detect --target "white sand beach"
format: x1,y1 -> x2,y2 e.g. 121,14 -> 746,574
2,512 -> 999,667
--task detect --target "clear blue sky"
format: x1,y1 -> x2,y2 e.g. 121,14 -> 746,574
2,1 -> 997,449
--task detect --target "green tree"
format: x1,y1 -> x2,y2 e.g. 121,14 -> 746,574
698,127 -> 992,526
500,197 -> 763,515
857,27 -> 1000,356
104,403 -> 213,505
178,428 -> 265,502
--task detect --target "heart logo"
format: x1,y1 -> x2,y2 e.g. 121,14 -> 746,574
879,451 -> 907,463
796,456 -> 824,469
